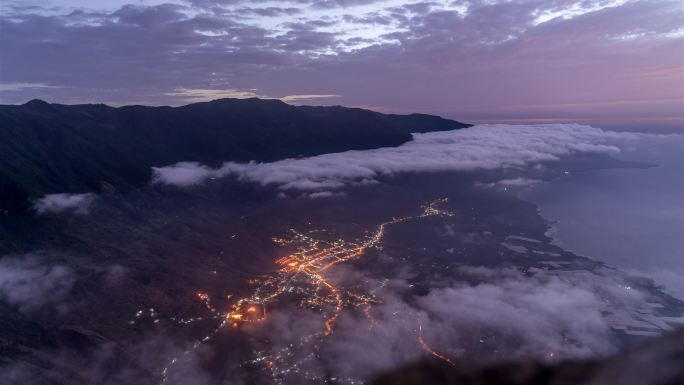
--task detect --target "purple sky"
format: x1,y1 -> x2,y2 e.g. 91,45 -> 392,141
0,0 -> 682,131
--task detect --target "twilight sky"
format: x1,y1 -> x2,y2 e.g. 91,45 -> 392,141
0,0 -> 682,131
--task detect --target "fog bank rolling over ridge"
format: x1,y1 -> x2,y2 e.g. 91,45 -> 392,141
152,124 -> 654,192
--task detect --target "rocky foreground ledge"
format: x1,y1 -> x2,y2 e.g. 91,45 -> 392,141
372,330 -> 684,385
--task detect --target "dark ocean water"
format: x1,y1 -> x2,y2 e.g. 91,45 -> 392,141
521,134 -> 684,299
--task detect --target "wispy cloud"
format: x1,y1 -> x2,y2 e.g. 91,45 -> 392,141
164,87 -> 340,104
164,88 -> 261,103
33,192 -> 96,215
476,177 -> 542,190
532,0 -> 631,25
0,82 -> 63,92
280,94 -> 340,103
0,255 -> 75,314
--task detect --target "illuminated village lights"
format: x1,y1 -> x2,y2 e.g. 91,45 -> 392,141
160,198 -> 455,384
227,302 -> 267,325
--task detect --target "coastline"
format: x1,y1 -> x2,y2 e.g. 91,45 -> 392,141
517,140 -> 684,300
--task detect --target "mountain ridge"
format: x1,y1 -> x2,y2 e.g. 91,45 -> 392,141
0,98 -> 471,213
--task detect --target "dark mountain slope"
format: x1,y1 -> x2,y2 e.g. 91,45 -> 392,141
0,98 -> 470,212
379,113 -> 470,133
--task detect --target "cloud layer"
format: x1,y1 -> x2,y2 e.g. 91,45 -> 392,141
152,124 -> 639,192
0,0 -> 682,130
256,266 -> 657,383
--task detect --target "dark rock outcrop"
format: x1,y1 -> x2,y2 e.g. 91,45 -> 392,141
372,330 -> 684,385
